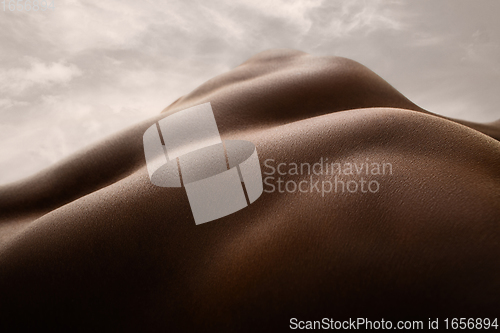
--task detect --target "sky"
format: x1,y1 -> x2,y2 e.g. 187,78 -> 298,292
0,0 -> 499,185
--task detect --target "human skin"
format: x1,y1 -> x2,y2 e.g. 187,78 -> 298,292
0,49 -> 499,332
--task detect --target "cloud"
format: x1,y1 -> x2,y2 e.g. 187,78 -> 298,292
0,98 -> 29,109
460,30 -> 500,71
0,58 -> 82,96
303,0 -> 404,40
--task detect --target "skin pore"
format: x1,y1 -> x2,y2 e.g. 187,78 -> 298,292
0,49 -> 499,331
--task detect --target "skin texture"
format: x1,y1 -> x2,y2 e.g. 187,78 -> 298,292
0,49 -> 499,332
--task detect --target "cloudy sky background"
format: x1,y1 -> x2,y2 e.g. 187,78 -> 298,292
1,0 -> 499,185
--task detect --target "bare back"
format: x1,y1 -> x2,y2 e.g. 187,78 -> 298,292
1,49 -> 499,332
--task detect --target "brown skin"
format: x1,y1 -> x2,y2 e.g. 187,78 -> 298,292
0,49 -> 499,332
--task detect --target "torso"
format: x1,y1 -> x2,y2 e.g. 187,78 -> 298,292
1,49 -> 499,331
